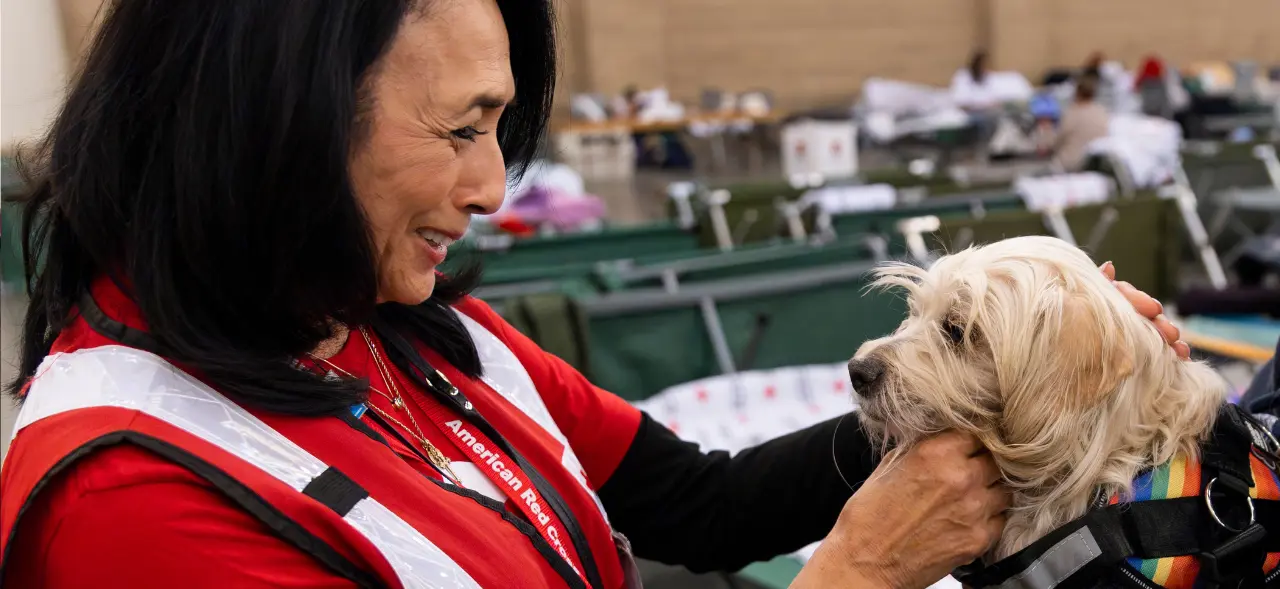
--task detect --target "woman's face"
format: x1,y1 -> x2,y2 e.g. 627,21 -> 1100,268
350,0 -> 513,305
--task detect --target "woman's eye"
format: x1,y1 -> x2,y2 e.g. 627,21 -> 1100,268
450,126 -> 488,142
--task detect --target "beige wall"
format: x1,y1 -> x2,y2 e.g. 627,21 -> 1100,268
565,0 -> 1280,110
7,0 -> 1279,141
990,0 -> 1280,78
569,0 -> 983,110
1,0 -> 71,148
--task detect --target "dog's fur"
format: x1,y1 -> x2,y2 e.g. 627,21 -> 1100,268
851,235 -> 1227,559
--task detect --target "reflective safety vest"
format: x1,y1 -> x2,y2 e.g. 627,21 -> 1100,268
1,309 -> 621,588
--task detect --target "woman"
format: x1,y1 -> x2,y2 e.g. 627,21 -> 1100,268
0,2 -> 1186,588
1051,74 -> 1111,172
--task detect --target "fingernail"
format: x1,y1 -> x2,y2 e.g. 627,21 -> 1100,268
1155,300 -> 1164,313
1155,313 -> 1167,323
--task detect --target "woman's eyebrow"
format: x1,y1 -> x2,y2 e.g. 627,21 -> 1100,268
457,92 -> 512,115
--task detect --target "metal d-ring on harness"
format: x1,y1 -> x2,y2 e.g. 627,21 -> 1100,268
1205,476 -> 1256,534
952,404 -> 1280,589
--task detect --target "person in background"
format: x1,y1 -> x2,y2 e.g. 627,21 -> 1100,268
1052,73 -> 1111,171
950,50 -> 999,110
950,50 -> 1003,155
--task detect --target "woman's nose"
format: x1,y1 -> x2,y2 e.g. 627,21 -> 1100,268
455,140 -> 507,215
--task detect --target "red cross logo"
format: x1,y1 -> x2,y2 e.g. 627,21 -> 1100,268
795,141 -> 807,156
764,386 -> 777,399
696,389 -> 709,403
831,141 -> 843,155
832,380 -> 846,394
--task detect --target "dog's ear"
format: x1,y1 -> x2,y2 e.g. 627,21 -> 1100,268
1054,296 -> 1135,405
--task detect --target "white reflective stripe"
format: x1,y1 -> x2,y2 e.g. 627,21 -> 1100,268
996,528 -> 1102,589
457,310 -> 610,522
14,346 -> 481,589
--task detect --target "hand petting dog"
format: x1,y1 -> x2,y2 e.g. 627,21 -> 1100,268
1100,260 -> 1190,360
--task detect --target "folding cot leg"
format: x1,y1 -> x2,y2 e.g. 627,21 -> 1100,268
705,189 -> 735,251
1084,207 -> 1120,253
1254,144 -> 1280,192
667,182 -> 698,229
700,297 -> 737,375
1171,166 -> 1229,290
661,269 -> 680,294
1041,207 -> 1078,246
1105,152 -> 1137,198
897,215 -> 941,265
777,200 -> 807,243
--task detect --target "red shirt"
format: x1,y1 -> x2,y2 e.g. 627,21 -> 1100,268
5,280 -> 643,588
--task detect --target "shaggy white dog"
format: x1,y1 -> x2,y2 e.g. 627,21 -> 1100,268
849,235 -> 1226,559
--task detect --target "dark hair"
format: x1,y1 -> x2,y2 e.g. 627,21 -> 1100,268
1083,52 -> 1104,78
1076,73 -> 1100,101
969,50 -> 989,84
8,0 -> 556,416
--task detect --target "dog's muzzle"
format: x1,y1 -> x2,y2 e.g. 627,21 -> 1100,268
847,356 -> 886,398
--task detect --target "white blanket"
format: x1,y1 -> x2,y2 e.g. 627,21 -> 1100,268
1086,114 -> 1183,189
800,184 -> 897,215
950,70 -> 1034,109
1014,172 -> 1113,212
861,78 -> 956,116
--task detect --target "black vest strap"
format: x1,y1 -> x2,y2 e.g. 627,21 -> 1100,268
303,467 -> 369,517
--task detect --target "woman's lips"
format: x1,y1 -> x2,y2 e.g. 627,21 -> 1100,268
416,228 -> 456,266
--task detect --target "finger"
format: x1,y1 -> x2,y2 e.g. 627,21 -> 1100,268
975,454 -> 1003,486
987,485 -> 1013,512
1098,261 -> 1116,281
929,430 -> 983,455
1175,340 -> 1192,360
984,512 -> 1009,550
1115,281 -> 1163,319
1153,314 -> 1180,345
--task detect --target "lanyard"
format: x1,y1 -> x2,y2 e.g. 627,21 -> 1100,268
370,312 -> 604,589
407,386 -> 592,588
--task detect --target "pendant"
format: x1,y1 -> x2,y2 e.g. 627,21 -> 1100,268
423,442 -> 446,464
392,396 -> 405,409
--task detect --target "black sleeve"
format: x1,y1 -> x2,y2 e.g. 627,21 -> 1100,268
597,411 -> 880,573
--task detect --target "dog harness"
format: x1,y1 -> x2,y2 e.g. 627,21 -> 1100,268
953,404 -> 1280,589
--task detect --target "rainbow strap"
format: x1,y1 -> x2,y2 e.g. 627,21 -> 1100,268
1110,453 -> 1280,589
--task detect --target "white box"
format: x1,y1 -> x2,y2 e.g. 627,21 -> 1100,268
554,128 -> 636,181
781,119 -> 858,182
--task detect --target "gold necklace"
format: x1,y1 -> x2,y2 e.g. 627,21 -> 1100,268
307,329 -> 462,486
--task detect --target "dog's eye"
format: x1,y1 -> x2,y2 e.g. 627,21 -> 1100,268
942,320 -> 966,345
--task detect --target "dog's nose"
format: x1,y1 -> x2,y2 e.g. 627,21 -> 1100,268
848,357 -> 885,395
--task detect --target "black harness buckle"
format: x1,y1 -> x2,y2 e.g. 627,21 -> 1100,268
1197,522 -> 1268,589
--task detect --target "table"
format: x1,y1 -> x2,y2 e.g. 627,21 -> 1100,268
556,112 -> 783,173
